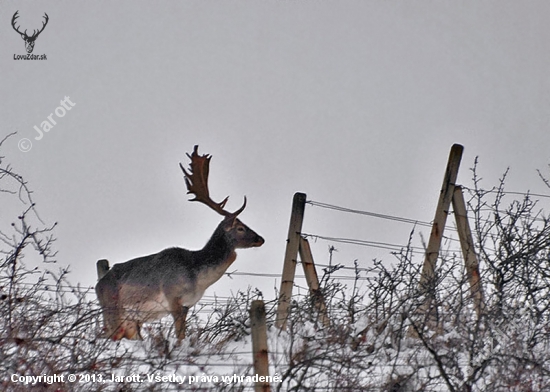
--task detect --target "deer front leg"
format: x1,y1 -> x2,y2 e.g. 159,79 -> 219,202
170,303 -> 189,341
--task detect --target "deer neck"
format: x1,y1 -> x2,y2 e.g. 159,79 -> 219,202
193,227 -> 236,273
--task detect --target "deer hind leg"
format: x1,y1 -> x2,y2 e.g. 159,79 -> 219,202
97,296 -> 142,340
170,302 -> 189,341
96,283 -> 124,340
121,319 -> 142,340
99,304 -> 118,339
104,306 -> 131,341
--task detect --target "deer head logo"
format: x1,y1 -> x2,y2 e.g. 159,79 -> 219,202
11,11 -> 49,54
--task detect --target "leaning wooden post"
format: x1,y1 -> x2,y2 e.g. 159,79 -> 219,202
250,300 -> 271,392
276,192 -> 307,330
452,185 -> 485,317
411,144 -> 463,334
299,237 -> 330,327
96,259 -> 110,280
418,144 -> 463,290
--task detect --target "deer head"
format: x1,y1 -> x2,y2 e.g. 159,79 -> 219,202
12,11 -> 49,53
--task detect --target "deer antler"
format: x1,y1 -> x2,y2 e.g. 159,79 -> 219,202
179,145 -> 246,217
11,11 -> 24,35
11,11 -> 49,39
33,13 -> 49,38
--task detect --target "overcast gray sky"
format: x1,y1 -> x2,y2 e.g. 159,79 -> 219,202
2,1 -> 550,298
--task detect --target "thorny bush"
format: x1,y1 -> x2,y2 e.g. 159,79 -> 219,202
2,134 -> 550,391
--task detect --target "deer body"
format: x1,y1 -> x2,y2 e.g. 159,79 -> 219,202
95,146 -> 264,341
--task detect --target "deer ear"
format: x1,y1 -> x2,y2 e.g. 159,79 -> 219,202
223,215 -> 239,232
231,217 -> 241,229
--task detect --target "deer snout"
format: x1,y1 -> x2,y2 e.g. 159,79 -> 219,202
254,235 -> 265,247
234,230 -> 264,249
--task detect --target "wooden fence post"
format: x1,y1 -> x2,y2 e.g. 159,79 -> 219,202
276,192 -> 307,330
250,300 -> 271,392
418,144 -> 463,292
299,237 -> 330,327
96,259 -> 110,337
410,144 -> 463,335
452,185 -> 485,317
96,259 -> 110,280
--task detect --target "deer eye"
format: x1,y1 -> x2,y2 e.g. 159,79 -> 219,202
237,227 -> 245,232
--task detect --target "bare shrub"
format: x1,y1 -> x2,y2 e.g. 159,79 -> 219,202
3,134 -> 550,391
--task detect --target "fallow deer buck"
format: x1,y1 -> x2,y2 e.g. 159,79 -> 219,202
95,146 -> 264,341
